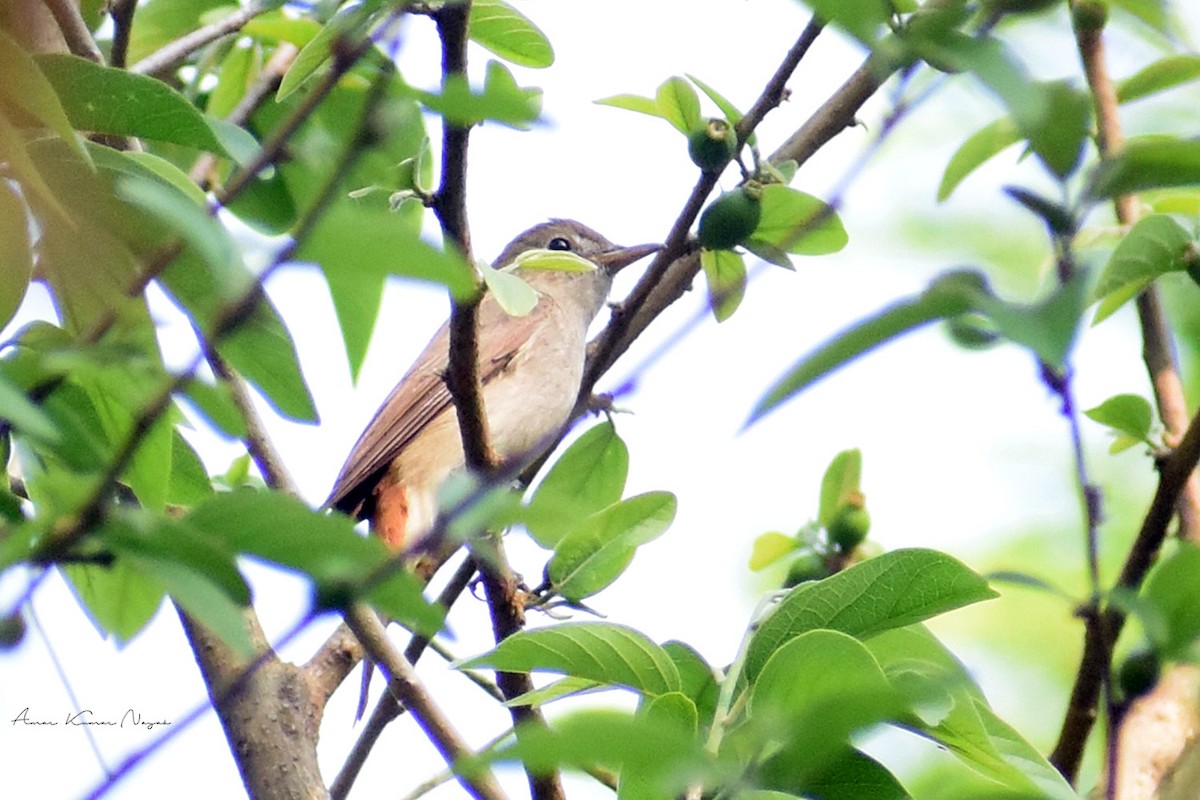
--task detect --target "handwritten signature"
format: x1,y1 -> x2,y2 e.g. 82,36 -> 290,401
11,708 -> 172,731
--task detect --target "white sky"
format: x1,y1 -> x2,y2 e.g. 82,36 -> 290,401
2,1 -> 1195,797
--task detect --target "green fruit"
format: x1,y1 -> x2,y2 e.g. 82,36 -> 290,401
783,551 -> 827,588
1071,0 -> 1108,31
0,611 -> 26,650
1118,649 -> 1160,700
946,313 -> 1000,350
688,118 -> 738,172
828,498 -> 870,553
698,182 -> 763,251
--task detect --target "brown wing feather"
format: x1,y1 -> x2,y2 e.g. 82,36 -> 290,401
325,295 -> 557,516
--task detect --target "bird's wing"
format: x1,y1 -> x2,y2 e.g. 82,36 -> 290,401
326,296 -> 557,515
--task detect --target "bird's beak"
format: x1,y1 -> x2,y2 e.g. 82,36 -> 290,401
592,242 -> 661,275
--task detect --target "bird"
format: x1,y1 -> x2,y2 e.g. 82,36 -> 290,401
326,219 -> 658,720
326,218 -> 660,562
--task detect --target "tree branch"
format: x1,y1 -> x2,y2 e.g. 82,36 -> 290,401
1049,7 -> 1200,786
108,0 -> 137,69
330,556 -> 479,800
344,604 -> 509,800
432,2 -> 494,472
129,1 -> 273,77
41,0 -> 103,63
1052,403 -> 1200,780
471,534 -> 565,800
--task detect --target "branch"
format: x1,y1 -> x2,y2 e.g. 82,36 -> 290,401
582,40 -> 884,407
41,0 -> 103,63
206,347 -> 300,497
1072,5 -> 1200,542
129,1 -> 273,77
108,0 -> 137,69
1049,7 -> 1200,784
471,534 -> 565,800
431,2 -> 493,471
175,609 -> 328,799
344,604 -> 510,800
1052,403 -> 1200,780
329,556 -> 478,800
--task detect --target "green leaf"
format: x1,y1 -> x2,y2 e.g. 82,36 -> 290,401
686,73 -> 746,128
656,76 -> 702,135
468,0 -> 554,68
744,548 -> 998,682
753,185 -> 847,255
114,174 -> 236,275
241,10 -> 322,47
866,626 -> 1074,799
416,59 -> 542,129
938,117 -> 1022,202
123,550 -> 254,657
1117,55 -> 1200,104
35,54 -> 242,160
167,429 -> 214,506
481,262 -> 538,316
547,492 -> 676,602
977,270 -> 1089,369
750,630 -> 904,790
0,112 -> 71,222
1111,0 -> 1170,37
504,676 -> 604,708
277,3 -> 373,100
297,200 -> 470,380
594,93 -> 665,121
1091,215 -> 1194,323
0,30 -> 89,164
1083,394 -> 1155,449
663,641 -> 720,727
526,420 -> 629,548
1143,543 -> 1200,658
803,0 -> 893,45
700,248 -> 746,322
187,490 -> 443,635
61,559 -> 165,644
914,35 -> 1088,178
749,531 -> 798,571
818,449 -> 863,529
801,749 -> 910,800
1089,137 -> 1200,200
509,248 -> 598,273
621,693 -> 701,798
474,709 -> 707,793
208,39 -> 257,119
749,271 -> 988,423
459,621 -> 682,696
179,378 -> 249,439
0,366 -> 58,445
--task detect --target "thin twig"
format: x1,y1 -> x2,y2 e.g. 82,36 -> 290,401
129,1 -> 272,77
1050,8 -> 1200,784
1051,404 -> 1200,780
41,0 -> 103,63
330,556 -> 479,800
108,0 -> 137,69
344,604 -> 510,800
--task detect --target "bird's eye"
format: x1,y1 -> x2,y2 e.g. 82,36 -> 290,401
547,237 -> 572,251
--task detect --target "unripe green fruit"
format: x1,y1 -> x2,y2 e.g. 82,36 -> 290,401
698,182 -> 763,251
828,499 -> 870,553
688,118 -> 738,172
946,313 -> 1000,350
1072,0 -> 1108,31
784,551 -> 827,588
0,611 -> 26,650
